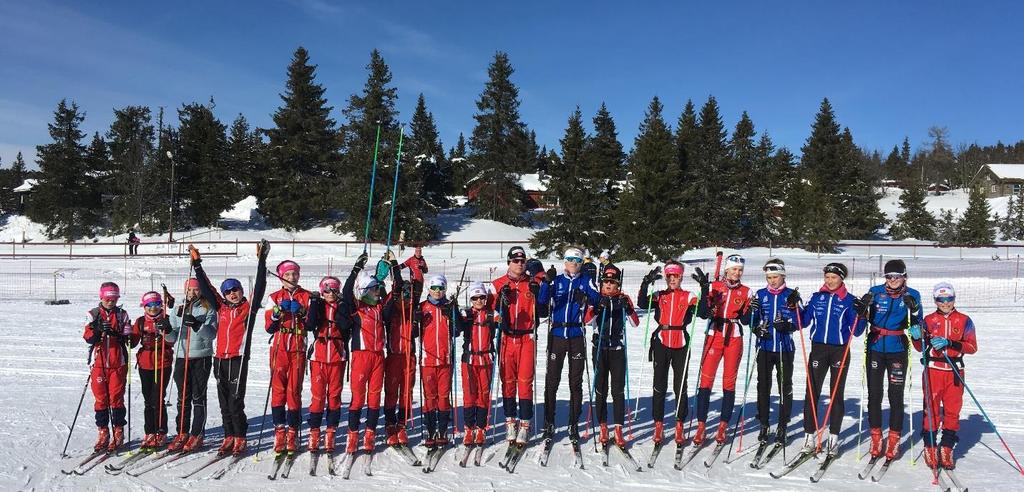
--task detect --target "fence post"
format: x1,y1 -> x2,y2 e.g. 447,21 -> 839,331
959,246 -> 963,260
344,242 -> 348,257
913,244 -> 917,260
292,239 -> 296,257
69,242 -> 72,259
878,254 -> 883,274
451,242 -> 454,258
28,260 -> 32,296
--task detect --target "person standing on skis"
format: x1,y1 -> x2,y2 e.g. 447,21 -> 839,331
165,277 -> 218,453
586,264 -> 639,448
538,246 -> 600,444
305,275 -> 349,456
417,274 -> 461,447
750,259 -> 798,446
691,254 -> 752,446
864,259 -> 923,462
264,260 -> 313,454
189,245 -> 268,457
638,260 -> 698,447
129,291 -> 174,452
383,278 -> 419,448
490,246 -> 546,445
911,282 -> 978,470
787,262 -> 868,457
458,281 -> 503,447
83,282 -> 132,452
342,252 -> 403,455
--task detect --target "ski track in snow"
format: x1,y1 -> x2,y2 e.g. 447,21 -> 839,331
2,245 -> 1023,490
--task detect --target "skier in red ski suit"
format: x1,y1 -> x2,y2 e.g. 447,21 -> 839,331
83,282 -> 132,452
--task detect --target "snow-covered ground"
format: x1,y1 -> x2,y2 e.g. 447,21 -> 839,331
2,238 -> 1023,491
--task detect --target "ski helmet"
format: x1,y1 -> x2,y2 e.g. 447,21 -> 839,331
140,291 -> 162,307
99,282 -> 121,300
220,278 -> 243,295
319,276 -> 341,294
276,260 -> 300,277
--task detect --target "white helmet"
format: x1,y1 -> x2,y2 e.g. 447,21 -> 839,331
467,281 -> 488,299
427,274 -> 448,291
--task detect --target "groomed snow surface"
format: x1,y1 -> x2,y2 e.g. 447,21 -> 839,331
3,239 -> 1023,491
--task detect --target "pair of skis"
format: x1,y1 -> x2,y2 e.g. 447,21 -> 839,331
748,440 -> 785,469
458,443 -> 486,467
61,449 -> 114,475
537,435 -> 584,470
769,447 -> 838,483
599,442 -> 642,471
420,443 -> 449,473
337,447 -> 378,479
267,450 -> 299,480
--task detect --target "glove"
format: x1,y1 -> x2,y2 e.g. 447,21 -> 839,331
401,283 -> 414,300
785,290 -> 802,309
546,266 -> 557,282
271,305 -> 282,321
853,294 -> 872,318
572,289 -> 589,305
902,294 -> 919,314
308,293 -> 322,313
691,267 -> 709,289
155,317 -> 172,334
182,313 -> 199,332
188,244 -> 202,267
774,320 -> 795,333
908,324 -> 922,340
385,250 -> 396,262
354,252 -> 369,271
643,266 -> 662,284
930,337 -> 949,350
98,319 -> 114,335
281,300 -> 302,313
528,281 -> 540,296
753,323 -> 769,339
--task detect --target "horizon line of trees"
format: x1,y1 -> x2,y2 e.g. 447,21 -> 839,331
6,46 -> 1023,255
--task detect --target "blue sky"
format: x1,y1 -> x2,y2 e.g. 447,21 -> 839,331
2,0 -> 1022,167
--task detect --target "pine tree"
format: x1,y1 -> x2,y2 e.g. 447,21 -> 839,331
28,99 -> 101,239
227,114 -> 264,197
531,107 -> 604,256
957,185 -> 995,245
747,133 -> 790,242
1009,192 -> 1024,240
890,183 -> 936,240
613,97 -> 687,261
585,102 -> 626,243
730,111 -> 758,242
675,100 -> 699,178
174,100 -> 232,227
107,106 -> 159,231
408,94 -> 450,209
687,96 -> 735,243
0,152 -> 29,213
262,46 -> 340,230
935,209 -> 960,243
467,52 -> 533,224
448,133 -> 468,194
83,134 -> 109,227
337,50 -> 432,242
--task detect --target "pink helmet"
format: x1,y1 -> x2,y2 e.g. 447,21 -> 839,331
99,282 -> 120,300
184,278 -> 199,290
277,260 -> 300,277
140,291 -> 162,307
664,262 -> 684,277
319,276 -> 341,293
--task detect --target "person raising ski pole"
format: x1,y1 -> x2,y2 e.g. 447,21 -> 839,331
863,259 -> 922,462
264,259 -> 313,455
383,279 -> 418,450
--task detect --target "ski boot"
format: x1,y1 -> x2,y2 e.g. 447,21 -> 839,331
869,428 -> 883,458
884,430 -> 901,460
285,427 -> 298,453
757,425 -> 769,443
714,422 -> 728,444
363,429 -> 376,452
653,421 -> 664,444
568,423 -> 580,445
385,425 -> 399,446
308,427 -> 321,453
506,418 -> 518,443
217,435 -> 235,456
232,436 -> 248,456
940,446 -> 955,469
168,433 -> 188,452
692,421 -> 707,446
324,427 -> 336,453
272,425 -> 286,453
463,427 -> 476,446
614,425 -> 626,448
775,423 -> 788,445
674,421 -> 686,445
923,446 -> 938,469
599,424 -> 609,445
474,427 -> 486,445
94,427 -> 110,452
396,424 -> 409,445
825,433 -> 839,457
517,421 -> 532,445
183,434 -> 203,453
345,431 -> 359,454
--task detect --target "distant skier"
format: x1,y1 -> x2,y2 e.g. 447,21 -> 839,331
864,259 -> 923,461
691,254 -> 752,446
129,291 -> 174,451
911,282 -> 977,470
586,264 -> 639,447
537,246 -> 600,444
750,259 -> 798,445
638,260 -> 698,446
83,282 -> 132,452
401,245 -> 429,302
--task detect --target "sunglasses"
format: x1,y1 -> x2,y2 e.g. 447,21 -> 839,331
509,258 -> 526,264
884,273 -> 906,279
470,295 -> 487,301
934,296 -> 955,303
429,286 -> 445,292
224,287 -> 242,294
601,279 -> 619,284
144,301 -> 163,308
320,288 -> 339,295
565,257 -> 583,264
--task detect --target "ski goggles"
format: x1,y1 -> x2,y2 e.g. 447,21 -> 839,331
144,301 -> 163,308
429,286 -> 446,292
884,273 -> 907,279
509,258 -> 526,264
564,256 -> 583,264
934,296 -> 955,303
470,295 -> 487,302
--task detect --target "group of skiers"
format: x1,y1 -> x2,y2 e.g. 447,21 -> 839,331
79,243 -> 979,481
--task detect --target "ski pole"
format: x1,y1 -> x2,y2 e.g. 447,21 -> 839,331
383,126 -> 405,252
858,331 -> 867,460
588,304 -> 606,451
815,314 -> 860,450
906,324 -> 915,465
919,332 -> 941,484
255,333 -> 279,460
61,371 -> 92,457
727,314 -> 757,460
362,123 -> 383,253
631,288 -> 654,431
943,351 -> 1024,474
489,311 -> 502,444
793,295 -> 819,448
623,307 -> 635,440
674,287 -> 703,437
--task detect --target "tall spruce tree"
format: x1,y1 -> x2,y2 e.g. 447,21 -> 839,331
1006,193 -> 1024,240
585,102 -> 626,242
83,133 -> 109,227
262,46 -> 339,230
684,96 -> 735,244
107,105 -> 157,231
227,114 -> 264,197
174,100 -> 232,227
531,107 -> 604,255
957,185 -> 995,245
890,183 -> 936,240
747,133 -> 790,242
28,99 -> 101,239
468,52 -> 533,224
408,94 -> 451,210
613,97 -> 686,261
935,209 -> 960,243
448,133 -> 468,194
0,152 -> 29,213
730,112 -> 758,242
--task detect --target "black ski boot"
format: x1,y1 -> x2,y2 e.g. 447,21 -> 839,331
775,423 -> 788,445
568,424 -> 580,445
541,424 -> 555,441
757,426 -> 770,443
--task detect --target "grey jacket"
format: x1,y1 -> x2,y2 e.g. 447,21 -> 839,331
165,298 -> 217,359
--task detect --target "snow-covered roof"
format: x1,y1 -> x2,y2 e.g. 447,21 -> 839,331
13,179 -> 37,192
986,163 -> 1024,180
518,173 -> 547,192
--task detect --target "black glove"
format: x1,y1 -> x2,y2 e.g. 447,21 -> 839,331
774,319 -> 795,333
308,293 -> 323,314
182,313 -> 199,332
572,289 -> 589,305
853,294 -> 872,318
156,317 -> 172,334
448,296 -> 460,313
753,322 -> 770,339
691,267 -> 709,289
528,281 -> 540,296
902,294 -> 919,314
785,289 -> 802,309
545,266 -> 557,282
354,252 -> 369,271
99,319 -> 114,335
643,266 -> 662,284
